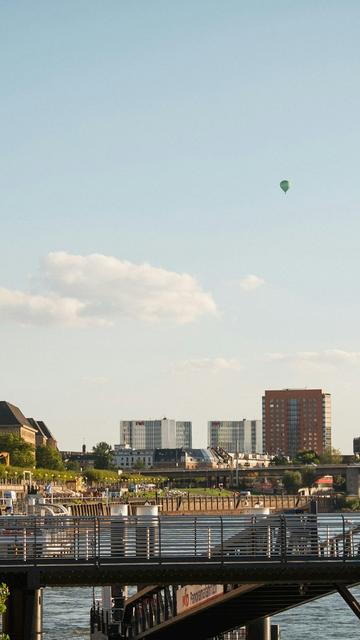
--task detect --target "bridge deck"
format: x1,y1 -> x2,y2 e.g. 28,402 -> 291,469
0,513 -> 359,586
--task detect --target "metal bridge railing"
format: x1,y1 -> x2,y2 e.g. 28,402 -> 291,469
0,514 -> 359,565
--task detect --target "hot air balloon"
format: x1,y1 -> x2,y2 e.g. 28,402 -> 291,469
280,179 -> 290,194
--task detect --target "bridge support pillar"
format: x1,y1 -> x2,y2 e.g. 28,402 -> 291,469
246,617 -> 271,640
3,585 -> 43,640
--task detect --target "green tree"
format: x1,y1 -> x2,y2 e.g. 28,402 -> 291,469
133,460 -> 145,470
271,454 -> 290,466
92,442 -> 114,469
301,468 -> 317,488
84,468 -> 119,484
0,434 -> 34,467
65,460 -> 82,471
0,582 -> 9,640
333,474 -> 346,492
282,470 -> 302,493
294,450 -> 319,465
318,448 -> 342,464
36,445 -> 64,470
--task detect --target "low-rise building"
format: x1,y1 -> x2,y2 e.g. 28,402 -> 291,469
61,447 -> 96,469
153,448 -> 218,470
230,453 -> 273,469
0,401 -> 37,448
113,447 -> 225,470
113,446 -> 153,469
27,418 -> 58,449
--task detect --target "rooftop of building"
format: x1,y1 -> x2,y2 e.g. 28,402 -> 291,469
0,401 -> 36,431
27,417 -> 57,445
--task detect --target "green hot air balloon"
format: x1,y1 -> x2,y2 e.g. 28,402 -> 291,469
280,179 -> 290,194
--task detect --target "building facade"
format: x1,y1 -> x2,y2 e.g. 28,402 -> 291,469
262,389 -> 331,458
153,448 -> 217,470
113,446 -> 154,469
119,418 -> 192,450
0,401 -> 37,448
27,418 -> 58,449
176,421 -> 192,448
207,420 -> 263,454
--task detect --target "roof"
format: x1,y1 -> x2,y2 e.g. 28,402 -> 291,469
315,476 -> 333,485
153,448 -> 213,463
0,401 -> 36,431
27,418 -> 56,442
37,420 -> 55,441
27,418 -> 46,437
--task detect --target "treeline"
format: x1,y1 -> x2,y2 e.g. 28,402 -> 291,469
271,448 -> 343,466
0,434 -> 64,470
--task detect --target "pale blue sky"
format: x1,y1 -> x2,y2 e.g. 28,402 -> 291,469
1,2 -> 360,451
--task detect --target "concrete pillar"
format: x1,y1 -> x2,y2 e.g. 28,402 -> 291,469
271,624 -> 280,640
136,505 -> 159,560
110,503 -> 128,558
3,586 -> 43,640
346,466 -> 360,497
246,617 -> 271,640
33,588 -> 43,639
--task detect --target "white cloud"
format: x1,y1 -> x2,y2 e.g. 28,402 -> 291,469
0,287 -> 104,327
0,252 -> 217,327
267,349 -> 360,366
175,357 -> 241,374
239,274 -> 265,292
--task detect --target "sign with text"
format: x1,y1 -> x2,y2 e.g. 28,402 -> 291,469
176,584 -> 224,614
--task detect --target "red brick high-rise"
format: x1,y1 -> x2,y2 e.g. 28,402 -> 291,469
262,389 -> 331,458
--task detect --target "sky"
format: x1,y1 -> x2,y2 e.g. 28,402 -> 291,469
1,1 -> 360,451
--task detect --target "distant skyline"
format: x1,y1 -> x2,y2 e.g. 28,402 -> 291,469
1,2 -> 360,452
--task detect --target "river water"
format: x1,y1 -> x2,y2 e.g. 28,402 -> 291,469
42,586 -> 360,639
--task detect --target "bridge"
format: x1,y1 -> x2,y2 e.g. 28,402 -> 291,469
2,513 -> 360,639
139,463 -> 350,484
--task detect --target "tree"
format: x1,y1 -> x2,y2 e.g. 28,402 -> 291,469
282,471 -> 302,494
92,442 -> 114,469
133,460 -> 145,470
36,445 -> 64,470
333,474 -> 346,492
318,448 -> 342,464
0,434 -> 34,467
0,582 -> 9,640
294,450 -> 319,465
65,460 -> 82,471
271,454 -> 290,466
301,468 -> 317,488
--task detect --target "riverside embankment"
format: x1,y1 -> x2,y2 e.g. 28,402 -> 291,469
67,493 -> 335,516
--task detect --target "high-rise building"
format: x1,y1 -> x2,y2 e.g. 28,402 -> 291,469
262,389 -> 331,457
176,421 -> 192,448
119,417 -> 192,450
207,420 -> 263,454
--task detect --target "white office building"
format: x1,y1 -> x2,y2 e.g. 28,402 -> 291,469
119,418 -> 192,450
208,419 -> 263,454
113,446 -> 153,469
176,421 -> 192,448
